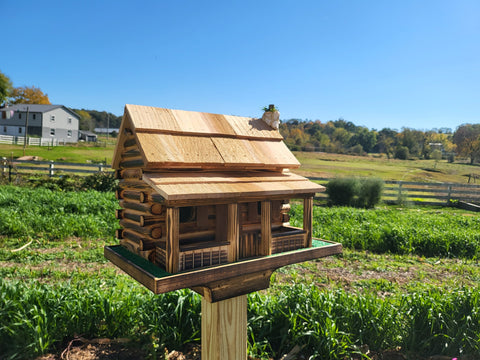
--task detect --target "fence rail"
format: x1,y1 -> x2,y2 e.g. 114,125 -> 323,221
309,177 -> 480,206
0,135 -> 63,146
1,158 -> 112,178
2,164 -> 480,206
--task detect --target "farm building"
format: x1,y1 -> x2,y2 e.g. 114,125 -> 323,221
107,104 -> 341,301
0,104 -> 80,143
78,130 -> 98,142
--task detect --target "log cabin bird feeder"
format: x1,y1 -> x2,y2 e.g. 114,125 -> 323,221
105,104 -> 342,358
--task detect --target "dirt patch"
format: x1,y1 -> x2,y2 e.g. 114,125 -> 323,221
36,342 -> 469,360
35,337 -> 200,360
36,343 -> 146,360
16,156 -> 42,161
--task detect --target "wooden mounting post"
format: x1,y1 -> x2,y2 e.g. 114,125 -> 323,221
201,295 -> 247,360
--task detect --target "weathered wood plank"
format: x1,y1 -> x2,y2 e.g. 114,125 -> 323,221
223,114 -> 283,139
143,171 -> 308,185
144,172 -> 323,203
260,201 -> 272,256
211,137 -> 263,166
227,203 -> 239,262
136,133 -> 224,167
125,104 -> 282,139
166,207 -> 179,273
194,270 -> 272,303
104,239 -> 342,296
153,193 -> 313,208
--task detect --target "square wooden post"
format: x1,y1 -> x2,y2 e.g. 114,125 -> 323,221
227,203 -> 239,262
166,207 -> 179,273
201,295 -> 247,360
303,197 -> 313,248
260,200 -> 272,255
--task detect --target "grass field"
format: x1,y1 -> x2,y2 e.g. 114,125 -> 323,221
2,143 -> 480,184
295,151 -> 480,183
2,144 -> 480,358
0,142 -> 116,165
1,185 -> 480,359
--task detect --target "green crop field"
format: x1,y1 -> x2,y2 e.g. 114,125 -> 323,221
1,184 -> 480,359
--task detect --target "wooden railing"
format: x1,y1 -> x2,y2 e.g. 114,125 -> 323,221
309,177 -> 480,206
1,164 -> 480,206
0,135 -> 63,146
1,158 -> 112,178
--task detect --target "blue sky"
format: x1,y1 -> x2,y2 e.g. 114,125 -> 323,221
2,0 -> 479,131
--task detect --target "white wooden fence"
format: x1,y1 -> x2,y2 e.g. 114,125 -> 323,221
0,135 -> 61,146
309,177 -> 480,206
1,158 -> 112,177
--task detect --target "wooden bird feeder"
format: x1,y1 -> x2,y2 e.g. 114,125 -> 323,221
105,104 -> 342,359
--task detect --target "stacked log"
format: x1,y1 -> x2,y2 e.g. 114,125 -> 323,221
115,134 -> 165,263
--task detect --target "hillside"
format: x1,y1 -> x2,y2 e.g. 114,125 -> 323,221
72,109 -> 122,131
2,142 -> 480,185
294,151 -> 480,183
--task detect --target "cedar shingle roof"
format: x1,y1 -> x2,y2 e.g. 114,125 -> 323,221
112,104 -> 300,171
112,104 -> 324,203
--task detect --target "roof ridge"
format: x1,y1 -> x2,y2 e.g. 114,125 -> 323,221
133,128 -> 282,141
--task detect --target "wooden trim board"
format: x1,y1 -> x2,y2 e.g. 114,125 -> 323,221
143,171 -> 324,204
104,239 -> 342,297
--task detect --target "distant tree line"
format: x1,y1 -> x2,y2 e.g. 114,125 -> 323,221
280,118 -> 480,164
3,69 -> 479,163
72,109 -> 122,132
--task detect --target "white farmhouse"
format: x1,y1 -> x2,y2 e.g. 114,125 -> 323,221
0,104 -> 80,143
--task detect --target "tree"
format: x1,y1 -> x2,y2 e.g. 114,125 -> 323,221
74,110 -> 95,131
10,86 -> 51,104
394,146 -> 410,160
348,127 -> 377,153
397,128 -> 424,158
453,124 -> 480,164
376,128 -> 398,158
0,71 -> 13,105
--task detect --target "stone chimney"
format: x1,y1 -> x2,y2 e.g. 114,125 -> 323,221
261,104 -> 280,130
